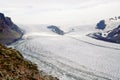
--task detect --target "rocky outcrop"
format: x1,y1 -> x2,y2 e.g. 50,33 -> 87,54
106,25 -> 120,43
0,44 -> 59,80
0,13 -> 23,45
87,17 -> 120,43
96,20 -> 106,30
88,25 -> 120,43
47,25 -> 64,35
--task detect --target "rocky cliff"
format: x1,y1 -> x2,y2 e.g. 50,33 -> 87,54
0,13 -> 23,45
88,18 -> 120,43
106,25 -> 120,43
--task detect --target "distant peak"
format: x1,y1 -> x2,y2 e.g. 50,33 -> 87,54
47,25 -> 64,35
0,13 -> 5,21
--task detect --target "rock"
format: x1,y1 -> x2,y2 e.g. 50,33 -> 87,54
5,17 -> 13,26
88,25 -> 120,43
96,20 -> 106,30
47,25 -> 64,35
106,25 -> 120,43
0,13 -> 5,21
0,12 -> 23,45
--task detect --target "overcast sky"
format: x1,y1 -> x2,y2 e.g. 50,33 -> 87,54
0,0 -> 120,27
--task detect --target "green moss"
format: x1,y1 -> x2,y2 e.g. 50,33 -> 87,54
0,44 -> 59,80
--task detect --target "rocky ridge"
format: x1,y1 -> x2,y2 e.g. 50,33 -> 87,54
0,13 -> 23,45
88,18 -> 120,43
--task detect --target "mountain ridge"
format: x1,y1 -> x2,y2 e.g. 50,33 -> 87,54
88,18 -> 120,43
0,13 -> 23,45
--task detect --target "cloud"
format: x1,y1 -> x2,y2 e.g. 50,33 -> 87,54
0,0 -> 120,26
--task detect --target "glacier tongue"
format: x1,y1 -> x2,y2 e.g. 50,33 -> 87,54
10,25 -> 120,80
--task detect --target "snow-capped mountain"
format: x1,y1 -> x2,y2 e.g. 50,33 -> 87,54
88,17 -> 120,43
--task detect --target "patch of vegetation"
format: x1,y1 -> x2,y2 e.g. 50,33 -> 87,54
0,44 -> 59,80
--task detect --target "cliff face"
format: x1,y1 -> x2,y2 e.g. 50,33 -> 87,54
106,25 -> 120,43
88,24 -> 120,43
0,13 -> 23,45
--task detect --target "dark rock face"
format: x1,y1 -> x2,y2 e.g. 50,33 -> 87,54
88,25 -> 120,43
5,17 -> 13,26
47,25 -> 64,35
0,12 -> 23,44
106,25 -> 120,43
96,20 -> 106,30
0,13 -> 22,34
0,13 -> 5,21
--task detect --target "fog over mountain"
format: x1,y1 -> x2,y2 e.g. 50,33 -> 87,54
1,0 -> 120,27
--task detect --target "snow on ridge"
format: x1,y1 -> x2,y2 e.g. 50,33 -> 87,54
88,17 -> 120,44
104,18 -> 120,31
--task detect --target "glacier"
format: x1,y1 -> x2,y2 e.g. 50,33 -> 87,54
10,24 -> 120,80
